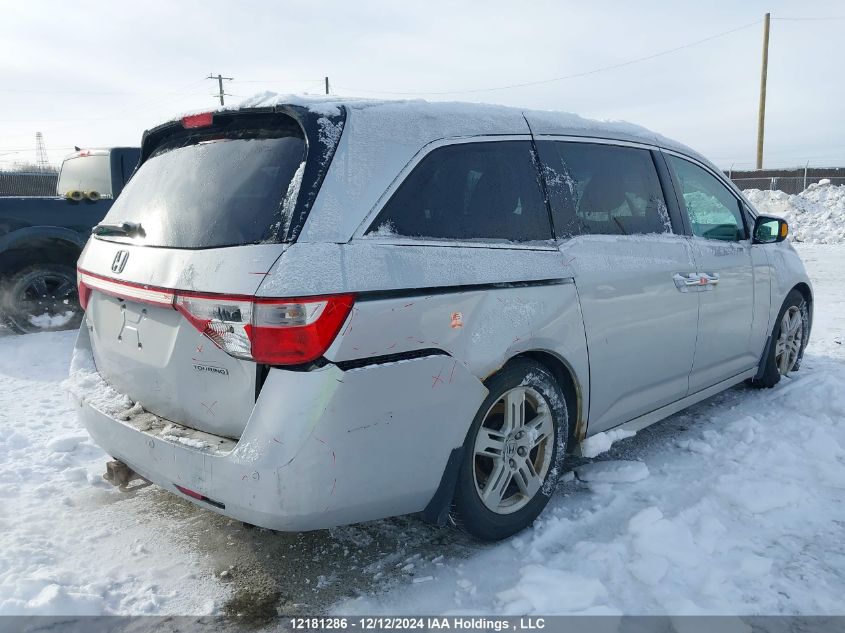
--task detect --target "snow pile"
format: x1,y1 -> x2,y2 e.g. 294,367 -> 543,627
744,180 -> 845,244
580,428 -> 636,458
0,332 -> 225,615
339,246 -> 845,616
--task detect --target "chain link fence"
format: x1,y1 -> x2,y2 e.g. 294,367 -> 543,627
727,167 -> 845,195
0,170 -> 59,197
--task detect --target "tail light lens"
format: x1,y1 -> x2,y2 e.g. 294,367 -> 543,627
77,269 -> 353,366
78,279 -> 92,311
175,293 -> 354,365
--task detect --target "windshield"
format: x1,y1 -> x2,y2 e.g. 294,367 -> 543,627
57,154 -> 112,197
99,121 -> 306,249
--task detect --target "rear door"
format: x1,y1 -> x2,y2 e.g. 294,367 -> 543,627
663,153 -> 760,391
537,140 -> 699,434
78,112 -> 309,438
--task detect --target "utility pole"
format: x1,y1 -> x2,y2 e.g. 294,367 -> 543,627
207,73 -> 233,106
325,76 -> 330,95
756,13 -> 770,170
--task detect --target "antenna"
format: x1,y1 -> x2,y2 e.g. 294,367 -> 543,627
35,132 -> 49,170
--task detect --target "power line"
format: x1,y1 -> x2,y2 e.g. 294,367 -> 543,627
333,19 -> 763,96
772,16 -> 845,21
235,78 -> 324,84
0,85 -> 203,96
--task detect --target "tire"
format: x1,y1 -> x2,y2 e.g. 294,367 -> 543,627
451,359 -> 568,541
750,289 -> 808,389
0,264 -> 82,334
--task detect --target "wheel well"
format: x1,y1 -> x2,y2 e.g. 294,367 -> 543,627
793,282 -> 812,308
0,238 -> 81,277
513,350 -> 584,448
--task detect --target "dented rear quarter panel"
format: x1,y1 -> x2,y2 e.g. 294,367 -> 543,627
260,239 -> 590,438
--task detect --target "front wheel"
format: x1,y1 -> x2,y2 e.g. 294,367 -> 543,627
751,290 -> 808,389
0,264 -> 82,334
451,359 -> 568,541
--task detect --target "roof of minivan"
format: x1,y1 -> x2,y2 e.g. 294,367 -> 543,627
239,92 -> 701,157
217,93 -> 715,242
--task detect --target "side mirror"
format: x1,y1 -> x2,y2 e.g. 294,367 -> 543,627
753,215 -> 788,244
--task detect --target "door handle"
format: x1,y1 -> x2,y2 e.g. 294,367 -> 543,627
673,272 -> 720,291
673,273 -> 704,290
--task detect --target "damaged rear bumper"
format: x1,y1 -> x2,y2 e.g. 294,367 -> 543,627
69,326 -> 488,531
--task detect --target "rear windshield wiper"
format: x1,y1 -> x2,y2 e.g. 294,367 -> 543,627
92,222 -> 145,238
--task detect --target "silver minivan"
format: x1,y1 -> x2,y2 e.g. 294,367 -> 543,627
69,98 -> 812,540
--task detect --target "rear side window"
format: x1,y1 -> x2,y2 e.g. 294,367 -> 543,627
666,155 -> 747,241
101,117 -> 306,249
366,141 -> 551,242
537,141 -> 671,237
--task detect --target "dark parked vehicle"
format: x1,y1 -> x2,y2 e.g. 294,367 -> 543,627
0,147 -> 139,333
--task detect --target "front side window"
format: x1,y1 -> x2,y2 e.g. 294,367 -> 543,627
366,141 -> 551,242
666,155 -> 746,242
537,141 -> 671,237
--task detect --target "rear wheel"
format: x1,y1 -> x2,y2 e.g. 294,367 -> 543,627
451,360 -> 568,541
0,264 -> 82,334
751,290 -> 808,388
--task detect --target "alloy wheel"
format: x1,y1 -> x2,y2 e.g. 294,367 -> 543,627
472,385 -> 554,514
776,305 -> 804,377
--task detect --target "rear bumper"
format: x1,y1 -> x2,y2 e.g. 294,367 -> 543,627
70,326 -> 488,531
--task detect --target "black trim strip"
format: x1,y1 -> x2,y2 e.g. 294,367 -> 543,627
335,348 -> 449,371
357,278 -> 570,303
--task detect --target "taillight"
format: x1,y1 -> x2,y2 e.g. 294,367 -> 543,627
176,293 -> 354,365
75,268 -> 353,365
78,279 -> 92,311
175,294 -> 254,358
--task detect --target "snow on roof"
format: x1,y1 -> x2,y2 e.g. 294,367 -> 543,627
237,91 -> 696,155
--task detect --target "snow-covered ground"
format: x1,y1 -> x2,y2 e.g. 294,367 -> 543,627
1,245 -> 843,618
744,181 -> 845,244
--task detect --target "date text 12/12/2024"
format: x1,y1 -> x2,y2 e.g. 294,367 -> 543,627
290,617 -> 547,631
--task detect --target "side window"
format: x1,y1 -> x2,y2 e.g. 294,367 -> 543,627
366,141 -> 551,242
666,155 -> 746,241
536,141 -> 671,237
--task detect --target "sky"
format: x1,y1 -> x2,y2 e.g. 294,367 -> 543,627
1,0 -> 844,170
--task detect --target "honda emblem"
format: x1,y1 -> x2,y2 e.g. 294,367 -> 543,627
111,250 -> 129,274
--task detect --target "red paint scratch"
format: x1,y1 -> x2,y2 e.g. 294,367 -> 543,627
448,360 -> 458,384
195,344 -> 204,354
432,368 -> 445,388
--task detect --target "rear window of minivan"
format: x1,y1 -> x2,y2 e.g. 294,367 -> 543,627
100,115 -> 306,249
